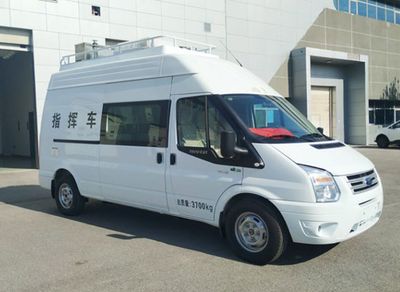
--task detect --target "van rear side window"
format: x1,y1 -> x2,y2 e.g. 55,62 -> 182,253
100,100 -> 170,147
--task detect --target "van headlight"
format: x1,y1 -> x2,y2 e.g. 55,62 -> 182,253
300,165 -> 340,203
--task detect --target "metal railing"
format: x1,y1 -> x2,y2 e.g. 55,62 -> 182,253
60,35 -> 216,67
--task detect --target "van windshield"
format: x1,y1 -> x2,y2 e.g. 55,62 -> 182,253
221,94 -> 329,143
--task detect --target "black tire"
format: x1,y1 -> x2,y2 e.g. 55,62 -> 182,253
54,174 -> 85,216
376,135 -> 389,148
225,199 -> 288,265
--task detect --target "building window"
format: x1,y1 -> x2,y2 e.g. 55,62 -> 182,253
377,7 -> 386,20
92,6 -> 101,16
105,38 -> 127,46
339,0 -> 349,12
351,1 -> 357,14
358,2 -> 367,16
387,9 -> 394,22
204,22 -> 212,33
369,100 -> 400,126
368,4 -> 377,19
335,0 -> 400,25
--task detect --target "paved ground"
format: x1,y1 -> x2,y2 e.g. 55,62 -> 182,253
0,148 -> 399,292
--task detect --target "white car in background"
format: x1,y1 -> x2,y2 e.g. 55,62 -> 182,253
375,121 -> 400,148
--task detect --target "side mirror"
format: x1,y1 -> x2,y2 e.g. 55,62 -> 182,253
317,127 -> 324,134
221,131 -> 235,158
221,131 -> 249,158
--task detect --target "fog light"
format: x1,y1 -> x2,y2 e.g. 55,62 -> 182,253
301,221 -> 338,238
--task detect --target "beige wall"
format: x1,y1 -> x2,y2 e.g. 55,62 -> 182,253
270,8 -> 400,99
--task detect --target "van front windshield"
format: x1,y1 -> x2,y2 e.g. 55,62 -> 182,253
222,94 -> 329,143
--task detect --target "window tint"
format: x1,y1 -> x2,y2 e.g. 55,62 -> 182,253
177,97 -> 207,148
100,100 -> 170,147
208,101 -> 235,158
177,96 -> 235,157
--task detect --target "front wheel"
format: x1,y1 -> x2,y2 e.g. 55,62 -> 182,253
225,199 -> 288,265
376,135 -> 389,148
55,174 -> 85,216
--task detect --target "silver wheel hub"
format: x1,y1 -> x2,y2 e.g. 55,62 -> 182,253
58,183 -> 73,209
235,212 -> 268,253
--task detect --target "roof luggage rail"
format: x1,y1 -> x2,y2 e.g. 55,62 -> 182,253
60,35 -> 216,67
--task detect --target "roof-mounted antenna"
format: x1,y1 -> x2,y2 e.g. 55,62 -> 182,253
219,40 -> 243,67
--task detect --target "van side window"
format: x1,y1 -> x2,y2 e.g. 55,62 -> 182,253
177,96 -> 235,158
100,100 -> 170,147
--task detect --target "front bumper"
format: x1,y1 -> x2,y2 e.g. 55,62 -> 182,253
273,176 -> 383,245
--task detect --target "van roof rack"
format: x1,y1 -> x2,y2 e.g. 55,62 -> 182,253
60,35 -> 216,67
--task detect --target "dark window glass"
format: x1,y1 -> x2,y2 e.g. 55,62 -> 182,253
208,101 -> 234,157
378,7 -> 386,20
176,96 -> 235,155
358,2 -> 367,16
339,0 -> 349,12
100,100 -> 170,147
391,121 -> 400,128
387,9 -> 395,22
177,97 -> 207,148
396,110 -> 400,122
351,1 -> 357,14
375,109 -> 384,125
396,12 -> 400,24
369,109 -> 375,124
385,109 -> 394,125
368,4 -> 377,18
377,0 -> 385,7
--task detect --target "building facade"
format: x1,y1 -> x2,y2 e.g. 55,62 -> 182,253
0,0 -> 399,167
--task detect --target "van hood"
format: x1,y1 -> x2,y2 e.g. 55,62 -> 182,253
270,142 -> 374,176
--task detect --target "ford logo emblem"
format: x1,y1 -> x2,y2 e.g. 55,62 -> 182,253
365,177 -> 374,186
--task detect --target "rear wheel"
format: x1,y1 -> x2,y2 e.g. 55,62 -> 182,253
225,199 -> 288,265
55,174 -> 85,216
376,135 -> 389,148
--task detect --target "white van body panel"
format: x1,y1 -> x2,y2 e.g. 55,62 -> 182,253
271,142 -> 375,176
40,84 -> 103,198
40,42 -> 383,245
165,54 -> 280,96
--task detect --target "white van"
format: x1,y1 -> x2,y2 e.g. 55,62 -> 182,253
40,36 -> 383,265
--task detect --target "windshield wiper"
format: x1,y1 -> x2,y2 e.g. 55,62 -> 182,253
300,133 -> 327,141
268,134 -> 302,140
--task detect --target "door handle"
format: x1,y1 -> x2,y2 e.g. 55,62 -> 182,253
170,153 -> 176,165
157,153 -> 163,164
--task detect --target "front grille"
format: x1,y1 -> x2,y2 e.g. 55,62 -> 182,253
347,170 -> 378,193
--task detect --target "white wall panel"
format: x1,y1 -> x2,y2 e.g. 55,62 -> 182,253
0,8 -> 10,26
33,31 -> 59,49
46,15 -> 80,34
10,10 -> 46,30
109,8 -> 136,26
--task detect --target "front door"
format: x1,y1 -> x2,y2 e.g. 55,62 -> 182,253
166,95 -> 243,221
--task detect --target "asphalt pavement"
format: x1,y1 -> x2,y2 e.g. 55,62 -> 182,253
0,147 -> 399,292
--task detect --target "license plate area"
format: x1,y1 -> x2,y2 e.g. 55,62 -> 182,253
359,201 -> 381,227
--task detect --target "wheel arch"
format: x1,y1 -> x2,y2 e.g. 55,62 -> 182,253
375,133 -> 389,142
216,190 -> 291,240
51,168 -> 78,198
